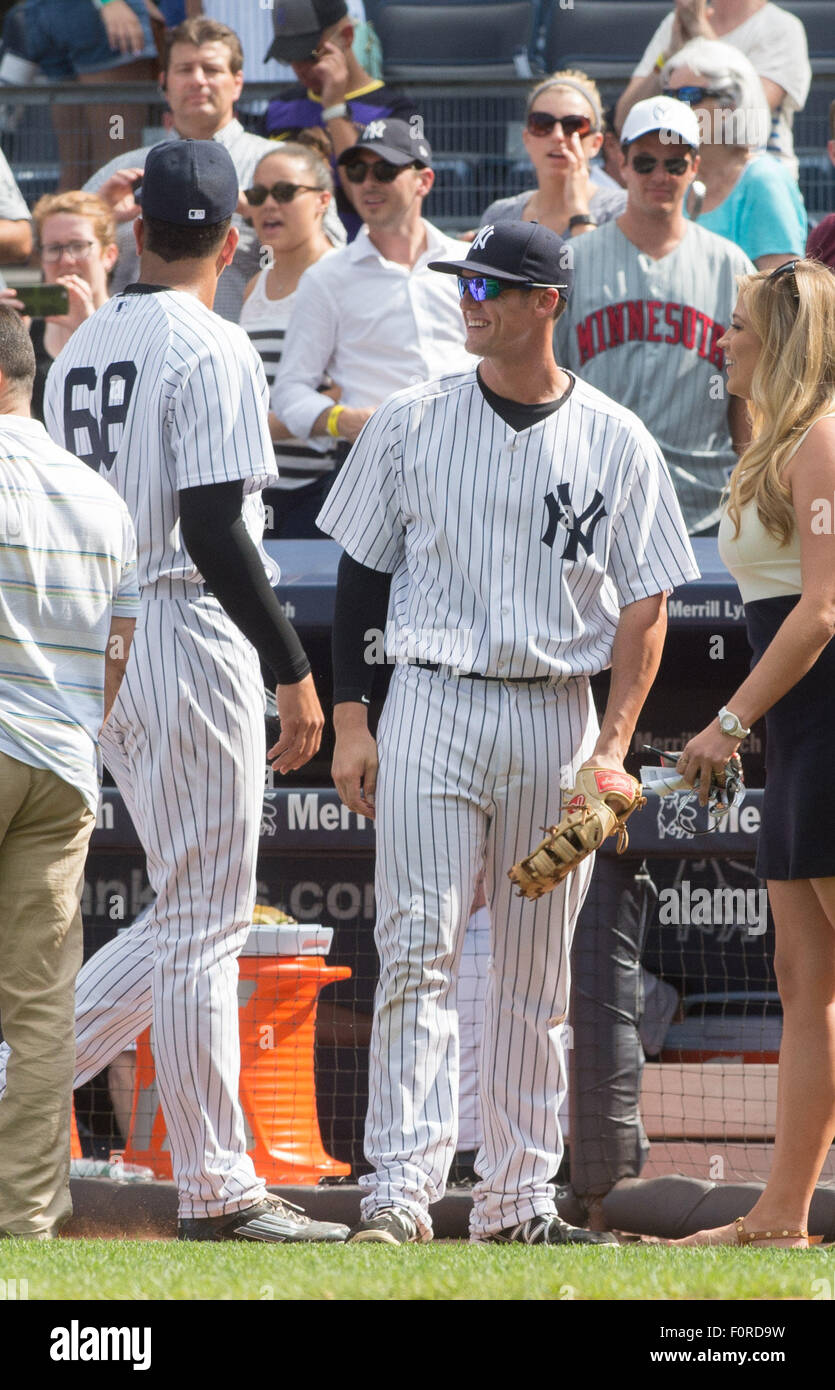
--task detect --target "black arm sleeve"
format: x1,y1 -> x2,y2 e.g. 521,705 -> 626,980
179,480 -> 311,686
332,551 -> 392,705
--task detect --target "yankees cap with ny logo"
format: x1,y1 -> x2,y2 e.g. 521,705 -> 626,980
337,118 -> 433,168
428,222 -> 574,299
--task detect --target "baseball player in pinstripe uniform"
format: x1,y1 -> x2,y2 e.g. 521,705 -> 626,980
317,221 -> 699,1245
40,139 -> 348,1243
554,96 -> 754,536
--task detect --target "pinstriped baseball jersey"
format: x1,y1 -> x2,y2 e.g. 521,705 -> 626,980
554,221 -> 754,535
43,289 -> 278,589
40,283 -> 280,1218
318,367 -> 700,675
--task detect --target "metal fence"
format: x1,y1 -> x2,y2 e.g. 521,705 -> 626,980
1,75 -> 833,232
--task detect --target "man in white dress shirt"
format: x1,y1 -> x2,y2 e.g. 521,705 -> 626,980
272,119 -> 472,447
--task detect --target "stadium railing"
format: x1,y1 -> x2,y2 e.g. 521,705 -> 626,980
0,72 -> 833,236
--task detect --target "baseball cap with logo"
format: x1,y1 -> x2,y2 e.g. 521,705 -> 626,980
620,95 -> 701,149
428,221 -> 574,300
336,118 -> 433,169
267,0 -> 348,63
136,140 -> 239,226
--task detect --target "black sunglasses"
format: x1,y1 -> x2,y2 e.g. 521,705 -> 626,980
630,152 -> 692,175
526,111 -> 595,139
245,181 -> 321,205
662,85 -> 726,106
343,159 -> 417,185
767,259 -> 800,301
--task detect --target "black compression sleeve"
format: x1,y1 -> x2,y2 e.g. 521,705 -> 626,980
179,480 -> 311,686
332,551 -> 392,705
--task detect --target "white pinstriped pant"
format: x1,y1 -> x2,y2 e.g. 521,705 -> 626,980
360,664 -> 598,1238
71,592 -> 268,1219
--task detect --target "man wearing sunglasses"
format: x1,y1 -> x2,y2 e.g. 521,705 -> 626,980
272,119 -> 471,452
555,97 -> 754,537
316,220 -> 697,1247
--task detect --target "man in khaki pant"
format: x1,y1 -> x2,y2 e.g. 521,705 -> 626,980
0,305 -> 139,1238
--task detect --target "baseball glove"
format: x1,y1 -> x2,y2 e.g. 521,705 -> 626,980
508,767 -> 647,901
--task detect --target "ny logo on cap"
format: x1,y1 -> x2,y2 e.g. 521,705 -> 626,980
363,120 -> 387,141
188,208 -> 206,221
470,225 -> 495,253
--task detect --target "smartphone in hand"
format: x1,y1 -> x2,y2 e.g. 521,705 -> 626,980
14,285 -> 71,316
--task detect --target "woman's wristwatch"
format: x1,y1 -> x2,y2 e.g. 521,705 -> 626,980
717,706 -> 751,739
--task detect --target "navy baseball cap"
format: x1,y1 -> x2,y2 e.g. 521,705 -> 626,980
267,0 -> 348,62
136,140 -> 239,226
336,117 -> 432,169
429,222 -> 574,299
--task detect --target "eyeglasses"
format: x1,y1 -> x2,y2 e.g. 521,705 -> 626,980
526,111 -> 595,139
767,259 -> 800,301
342,159 -> 416,185
40,239 -> 96,262
457,275 -> 522,301
245,181 -> 321,205
662,85 -> 726,106
630,152 -> 692,175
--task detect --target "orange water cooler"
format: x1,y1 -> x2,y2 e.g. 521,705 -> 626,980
123,923 -> 351,1183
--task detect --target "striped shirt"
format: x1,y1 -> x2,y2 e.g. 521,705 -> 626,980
317,369 -> 699,678
0,415 -> 139,812
43,287 -> 278,591
240,265 -> 341,491
554,220 -> 753,535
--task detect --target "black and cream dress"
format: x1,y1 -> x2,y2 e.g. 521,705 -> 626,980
718,411 -> 835,879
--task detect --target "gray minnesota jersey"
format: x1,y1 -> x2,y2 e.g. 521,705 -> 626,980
555,221 -> 754,533
43,288 -> 278,589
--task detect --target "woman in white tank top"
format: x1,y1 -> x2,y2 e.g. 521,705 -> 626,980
240,143 -> 340,537
672,258 -> 835,1248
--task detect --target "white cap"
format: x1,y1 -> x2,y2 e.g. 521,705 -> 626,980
620,96 -> 701,150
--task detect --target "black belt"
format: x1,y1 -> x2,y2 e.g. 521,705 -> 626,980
407,661 -> 552,684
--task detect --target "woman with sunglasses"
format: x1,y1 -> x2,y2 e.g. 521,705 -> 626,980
0,190 -> 117,423
662,38 -> 806,271
673,259 -> 835,1247
240,143 -> 341,538
480,70 -> 625,239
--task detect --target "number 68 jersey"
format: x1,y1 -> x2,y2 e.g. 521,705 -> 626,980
44,287 -> 279,589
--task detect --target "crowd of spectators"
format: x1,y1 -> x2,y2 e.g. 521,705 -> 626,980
0,0 -> 830,549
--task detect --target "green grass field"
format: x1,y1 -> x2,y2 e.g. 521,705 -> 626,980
1,1239 -> 832,1301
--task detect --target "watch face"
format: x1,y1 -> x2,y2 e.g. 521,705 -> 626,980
720,714 -> 735,733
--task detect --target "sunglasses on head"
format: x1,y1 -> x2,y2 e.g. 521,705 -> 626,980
630,152 -> 692,175
526,110 -> 595,139
343,159 -> 417,184
662,85 -> 726,106
245,181 -> 321,205
767,259 -> 800,301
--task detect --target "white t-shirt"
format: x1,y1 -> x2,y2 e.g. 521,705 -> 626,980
635,3 -> 811,172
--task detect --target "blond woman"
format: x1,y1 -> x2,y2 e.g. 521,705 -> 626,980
675,258 -> 835,1247
479,70 -> 625,238
0,190 -> 117,421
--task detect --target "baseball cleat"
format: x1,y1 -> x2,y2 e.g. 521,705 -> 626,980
177,1194 -> 350,1243
479,1215 -> 619,1246
347,1207 -> 428,1244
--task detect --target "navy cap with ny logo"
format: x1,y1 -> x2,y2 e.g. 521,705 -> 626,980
428,221 -> 574,299
136,140 -> 240,227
